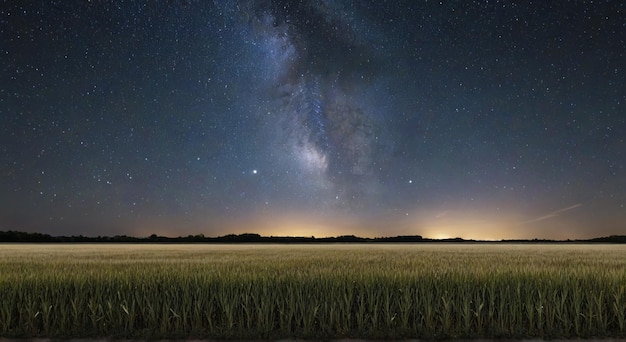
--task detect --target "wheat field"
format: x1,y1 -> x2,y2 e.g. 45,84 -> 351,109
0,243 -> 625,339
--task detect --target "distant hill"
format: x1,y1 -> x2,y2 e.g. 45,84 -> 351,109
1,230 -> 625,244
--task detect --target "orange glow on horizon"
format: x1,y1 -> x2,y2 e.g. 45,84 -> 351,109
118,202 -> 616,240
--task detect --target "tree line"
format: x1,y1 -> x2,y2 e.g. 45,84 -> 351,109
1,230 -> 625,243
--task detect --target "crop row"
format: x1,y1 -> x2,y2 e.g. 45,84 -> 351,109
0,244 -> 625,338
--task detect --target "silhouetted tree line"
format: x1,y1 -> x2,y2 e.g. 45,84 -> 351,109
0,231 -> 425,243
0,230 -> 625,243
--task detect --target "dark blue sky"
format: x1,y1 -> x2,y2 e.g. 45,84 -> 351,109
1,1 -> 624,239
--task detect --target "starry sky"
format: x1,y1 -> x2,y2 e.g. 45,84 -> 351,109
1,1 -> 624,240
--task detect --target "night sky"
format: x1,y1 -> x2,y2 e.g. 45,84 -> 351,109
1,1 -> 624,240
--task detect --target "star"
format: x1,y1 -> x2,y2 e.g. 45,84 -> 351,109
0,0 -> 622,240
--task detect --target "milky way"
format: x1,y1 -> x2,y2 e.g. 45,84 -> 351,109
229,0 -> 390,210
1,1 -> 624,239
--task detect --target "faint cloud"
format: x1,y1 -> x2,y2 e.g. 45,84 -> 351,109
435,210 -> 450,218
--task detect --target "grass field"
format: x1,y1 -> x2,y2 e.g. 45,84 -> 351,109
1,243 -> 625,339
